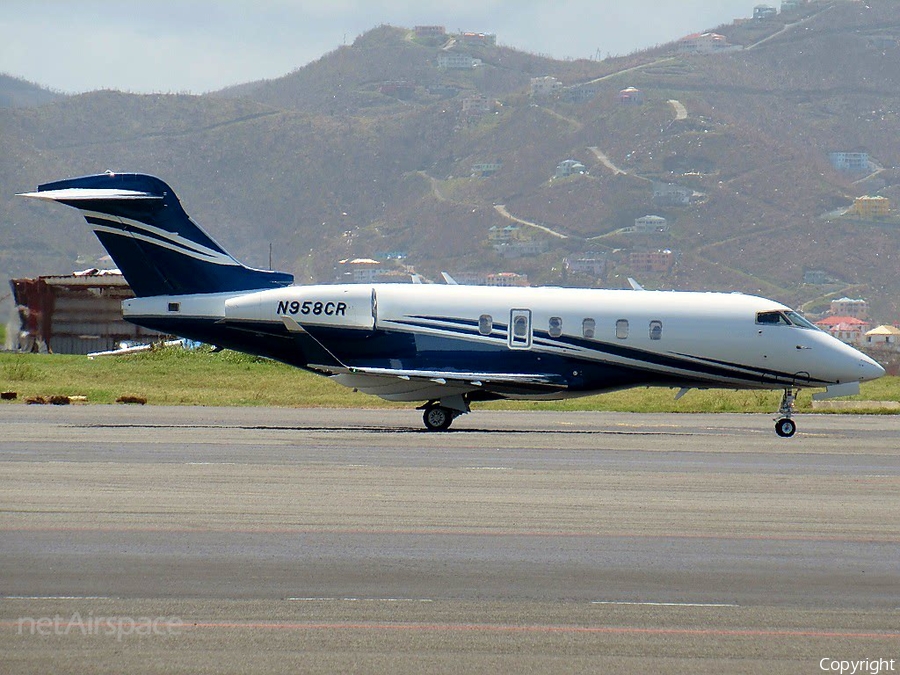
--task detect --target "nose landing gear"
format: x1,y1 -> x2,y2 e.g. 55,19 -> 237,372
774,388 -> 798,438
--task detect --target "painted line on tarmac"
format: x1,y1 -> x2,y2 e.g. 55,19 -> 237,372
169,621 -> 900,640
592,601 -> 739,608
3,525 -> 897,543
287,597 -> 434,603
4,595 -> 111,600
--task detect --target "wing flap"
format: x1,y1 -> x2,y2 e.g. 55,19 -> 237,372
312,364 -> 566,402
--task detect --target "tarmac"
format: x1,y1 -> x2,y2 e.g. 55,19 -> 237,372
1,405 -> 898,674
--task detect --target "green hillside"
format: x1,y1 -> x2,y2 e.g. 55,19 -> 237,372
2,0 -> 899,321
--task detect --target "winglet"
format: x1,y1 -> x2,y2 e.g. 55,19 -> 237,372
627,277 -> 645,291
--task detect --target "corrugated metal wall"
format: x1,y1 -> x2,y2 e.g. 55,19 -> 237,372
10,274 -> 164,355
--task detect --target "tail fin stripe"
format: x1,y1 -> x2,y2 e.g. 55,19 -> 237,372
90,224 -> 241,267
82,211 -> 237,264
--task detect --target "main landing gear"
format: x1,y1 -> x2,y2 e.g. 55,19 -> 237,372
423,404 -> 456,431
774,388 -> 798,438
421,396 -> 469,431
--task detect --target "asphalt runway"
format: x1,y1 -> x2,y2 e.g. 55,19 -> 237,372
1,405 -> 898,674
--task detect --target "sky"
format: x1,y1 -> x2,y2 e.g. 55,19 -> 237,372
2,0 -> 754,95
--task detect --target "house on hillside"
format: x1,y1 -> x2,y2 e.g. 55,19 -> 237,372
624,215 -> 669,234
428,84 -> 459,98
530,76 -> 562,99
489,225 -> 528,243
849,195 -> 891,219
471,161 -> 502,177
460,94 -> 492,117
335,258 -> 383,284
803,270 -> 829,285
459,32 -> 496,46
676,33 -> 739,54
555,159 -> 586,178
629,250 -> 674,274
415,26 -> 446,38
653,182 -> 692,206
754,5 -> 778,20
781,0 -> 807,12
485,272 -> 528,287
829,151 -> 872,173
815,316 -> 871,344
618,87 -> 644,105
564,252 -> 607,277
561,84 -> 597,104
830,297 -> 869,320
865,325 -> 900,350
437,53 -> 481,69
335,258 -> 414,284
489,225 -> 547,257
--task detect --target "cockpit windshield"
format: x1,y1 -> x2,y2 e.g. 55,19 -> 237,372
756,311 -> 791,326
756,310 -> 820,330
784,311 -> 820,330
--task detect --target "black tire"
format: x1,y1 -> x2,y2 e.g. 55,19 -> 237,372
423,405 -> 454,431
775,418 -> 796,438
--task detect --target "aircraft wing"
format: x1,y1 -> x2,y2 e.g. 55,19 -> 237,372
308,363 -> 566,402
282,314 -> 566,401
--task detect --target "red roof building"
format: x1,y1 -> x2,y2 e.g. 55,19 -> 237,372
815,316 -> 871,344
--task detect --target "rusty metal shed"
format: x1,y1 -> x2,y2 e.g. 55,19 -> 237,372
9,270 -> 163,354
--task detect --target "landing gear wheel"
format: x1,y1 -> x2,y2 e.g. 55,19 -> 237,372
775,418 -> 796,438
423,405 -> 454,432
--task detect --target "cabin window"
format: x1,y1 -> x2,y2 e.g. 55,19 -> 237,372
582,318 -> 596,339
756,311 -> 790,326
167,302 -> 180,312
616,319 -> 629,339
649,320 -> 663,340
513,315 -> 529,337
548,316 -> 563,338
478,314 -> 493,336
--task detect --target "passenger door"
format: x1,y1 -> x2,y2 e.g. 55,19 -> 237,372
508,309 -> 532,349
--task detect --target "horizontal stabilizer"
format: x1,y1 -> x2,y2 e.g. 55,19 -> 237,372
19,187 -> 163,202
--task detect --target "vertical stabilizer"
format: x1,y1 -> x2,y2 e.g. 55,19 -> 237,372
20,172 -> 293,297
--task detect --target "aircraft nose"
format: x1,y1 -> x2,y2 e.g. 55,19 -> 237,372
859,355 -> 886,381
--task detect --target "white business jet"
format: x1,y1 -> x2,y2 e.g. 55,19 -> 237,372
21,173 -> 885,436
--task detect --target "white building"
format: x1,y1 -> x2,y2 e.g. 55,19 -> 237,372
530,76 -> 562,99
437,53 -> 481,69
864,325 -> 900,351
829,152 -> 872,173
564,253 -> 607,277
555,159 -> 586,178
336,258 -> 382,284
830,297 -> 869,320
653,182 -> 692,205
461,94 -> 492,116
677,32 -> 740,54
485,272 -> 528,287
625,215 -> 669,234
